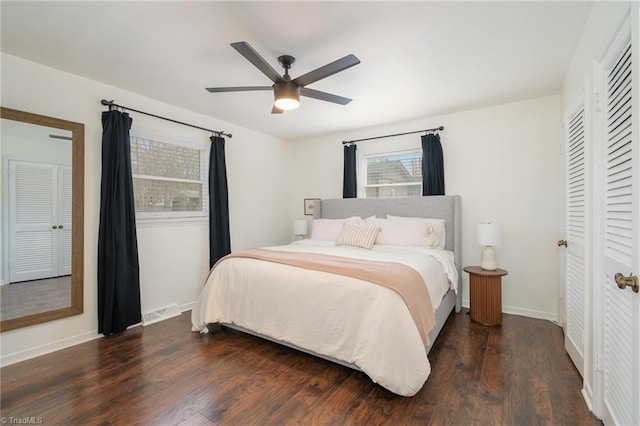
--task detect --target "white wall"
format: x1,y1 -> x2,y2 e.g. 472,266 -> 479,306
0,53 -> 294,365
559,0 -> 632,414
291,95 -> 562,320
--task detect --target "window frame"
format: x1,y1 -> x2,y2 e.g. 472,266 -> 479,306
130,131 -> 209,223
359,148 -> 423,198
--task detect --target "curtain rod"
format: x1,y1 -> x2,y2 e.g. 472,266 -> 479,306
100,99 -> 232,138
342,126 -> 443,145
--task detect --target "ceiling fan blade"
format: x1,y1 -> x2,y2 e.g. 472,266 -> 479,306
231,41 -> 283,84
206,86 -> 272,93
293,54 -> 360,87
300,87 -> 352,105
271,105 -> 284,114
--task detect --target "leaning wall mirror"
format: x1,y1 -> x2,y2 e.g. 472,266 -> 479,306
0,107 -> 84,332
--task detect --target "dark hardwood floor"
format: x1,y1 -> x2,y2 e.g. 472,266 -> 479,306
0,310 -> 601,425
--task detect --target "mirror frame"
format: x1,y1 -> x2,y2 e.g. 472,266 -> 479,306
0,107 -> 84,332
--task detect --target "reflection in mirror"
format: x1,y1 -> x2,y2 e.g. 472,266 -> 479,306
0,107 -> 84,332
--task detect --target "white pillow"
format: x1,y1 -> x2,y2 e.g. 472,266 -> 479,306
386,215 -> 446,249
364,217 -> 432,247
336,223 -> 381,249
310,216 -> 362,241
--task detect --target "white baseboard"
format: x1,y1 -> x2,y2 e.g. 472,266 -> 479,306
179,302 -> 194,313
0,330 -> 101,367
582,382 -> 594,412
502,305 -> 558,322
462,299 -> 558,322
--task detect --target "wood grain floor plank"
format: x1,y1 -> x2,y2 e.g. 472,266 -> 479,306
507,316 -> 556,425
409,311 -> 464,424
428,319 -> 491,424
0,310 -> 600,426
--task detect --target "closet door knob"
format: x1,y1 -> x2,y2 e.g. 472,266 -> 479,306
58,225 -> 64,229
52,225 -> 58,229
615,273 -> 639,293
557,239 -> 567,247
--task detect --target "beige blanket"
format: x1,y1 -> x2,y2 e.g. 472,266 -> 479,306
216,248 -> 435,346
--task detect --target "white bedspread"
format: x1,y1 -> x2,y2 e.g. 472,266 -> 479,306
191,241 -> 457,396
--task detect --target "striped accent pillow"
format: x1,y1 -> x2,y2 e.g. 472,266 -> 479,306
336,224 -> 381,249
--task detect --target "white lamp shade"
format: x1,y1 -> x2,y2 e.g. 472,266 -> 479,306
294,219 -> 309,236
477,222 -> 502,246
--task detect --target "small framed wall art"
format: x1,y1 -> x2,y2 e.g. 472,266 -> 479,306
304,198 -> 320,215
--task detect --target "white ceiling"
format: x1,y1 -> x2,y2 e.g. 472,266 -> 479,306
1,1 -> 592,141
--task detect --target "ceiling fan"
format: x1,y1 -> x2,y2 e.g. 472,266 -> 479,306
206,41 -> 360,114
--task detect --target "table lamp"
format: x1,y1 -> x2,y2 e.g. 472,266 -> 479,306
477,222 -> 502,270
294,219 -> 309,239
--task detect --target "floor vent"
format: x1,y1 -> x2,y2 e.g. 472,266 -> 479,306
142,304 -> 181,326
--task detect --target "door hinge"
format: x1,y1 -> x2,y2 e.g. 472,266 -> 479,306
594,92 -> 602,112
595,352 -> 603,372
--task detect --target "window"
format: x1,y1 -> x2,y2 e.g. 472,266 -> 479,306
130,134 -> 207,220
361,149 -> 422,198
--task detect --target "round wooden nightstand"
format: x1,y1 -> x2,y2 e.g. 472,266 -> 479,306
463,266 -> 508,326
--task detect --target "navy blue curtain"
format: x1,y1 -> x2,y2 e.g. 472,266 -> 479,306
209,135 -> 231,268
421,133 -> 445,196
343,144 -> 357,198
98,110 -> 141,335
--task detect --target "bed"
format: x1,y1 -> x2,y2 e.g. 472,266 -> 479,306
192,195 -> 462,397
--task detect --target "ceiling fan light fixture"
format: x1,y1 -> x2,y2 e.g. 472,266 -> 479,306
206,42 -> 360,112
274,81 -> 300,111
274,97 -> 300,111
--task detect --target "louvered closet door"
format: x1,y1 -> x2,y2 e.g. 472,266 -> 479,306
599,29 -> 639,426
8,160 -> 58,282
564,107 -> 586,376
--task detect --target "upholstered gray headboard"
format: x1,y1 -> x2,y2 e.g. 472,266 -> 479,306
313,195 -> 462,311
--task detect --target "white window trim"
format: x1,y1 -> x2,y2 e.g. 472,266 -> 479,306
130,131 -> 209,224
358,148 -> 422,198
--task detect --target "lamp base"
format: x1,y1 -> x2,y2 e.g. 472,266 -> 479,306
481,246 -> 497,271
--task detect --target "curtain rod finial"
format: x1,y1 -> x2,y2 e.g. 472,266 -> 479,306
101,99 -> 116,111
